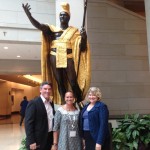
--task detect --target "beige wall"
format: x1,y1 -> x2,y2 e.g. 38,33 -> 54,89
0,0 -> 55,42
0,80 -> 39,115
0,82 -> 11,115
0,60 -> 40,74
88,0 -> 150,115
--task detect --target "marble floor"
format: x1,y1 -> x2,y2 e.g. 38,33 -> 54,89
0,114 -> 118,150
0,114 -> 25,150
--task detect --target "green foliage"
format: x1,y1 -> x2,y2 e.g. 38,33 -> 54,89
112,114 -> 150,150
18,137 -> 27,150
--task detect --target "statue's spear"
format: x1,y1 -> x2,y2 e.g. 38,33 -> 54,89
77,1 -> 88,110
77,0 -> 88,78
82,0 -> 88,29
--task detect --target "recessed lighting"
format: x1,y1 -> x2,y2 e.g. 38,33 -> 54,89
23,75 -> 42,83
17,55 -> 21,58
3,46 -> 8,49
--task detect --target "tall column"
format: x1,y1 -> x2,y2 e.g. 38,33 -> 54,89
144,0 -> 150,66
56,0 -> 84,29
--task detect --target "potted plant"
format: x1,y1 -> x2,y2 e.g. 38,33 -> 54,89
19,137 -> 27,150
112,114 -> 150,150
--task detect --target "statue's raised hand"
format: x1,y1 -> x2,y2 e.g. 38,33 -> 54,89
22,3 -> 49,32
22,3 -> 31,17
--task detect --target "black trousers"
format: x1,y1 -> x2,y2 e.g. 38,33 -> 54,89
44,131 -> 53,150
83,131 -> 95,150
83,131 -> 111,150
27,131 -> 53,150
20,115 -> 25,126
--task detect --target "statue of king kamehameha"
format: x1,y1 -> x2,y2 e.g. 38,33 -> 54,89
22,2 -> 91,105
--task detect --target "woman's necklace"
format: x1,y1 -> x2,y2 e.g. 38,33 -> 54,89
64,105 -> 76,129
67,111 -> 76,129
64,105 -> 77,137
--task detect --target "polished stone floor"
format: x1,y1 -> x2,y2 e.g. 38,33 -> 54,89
0,114 -> 25,150
0,114 -> 118,150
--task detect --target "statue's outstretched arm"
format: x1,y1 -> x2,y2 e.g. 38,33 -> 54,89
22,3 -> 51,33
80,28 -> 87,51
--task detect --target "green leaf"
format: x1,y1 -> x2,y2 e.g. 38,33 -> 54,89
18,137 -> 27,150
133,141 -> 138,149
132,130 -> 139,139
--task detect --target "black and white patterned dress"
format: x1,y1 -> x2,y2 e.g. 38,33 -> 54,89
53,107 -> 82,150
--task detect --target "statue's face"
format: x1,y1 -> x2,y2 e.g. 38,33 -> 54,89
59,11 -> 70,24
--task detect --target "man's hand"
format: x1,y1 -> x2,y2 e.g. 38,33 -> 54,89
29,143 -> 37,150
22,3 -> 31,17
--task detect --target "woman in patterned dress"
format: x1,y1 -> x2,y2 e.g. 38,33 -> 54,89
51,91 -> 82,150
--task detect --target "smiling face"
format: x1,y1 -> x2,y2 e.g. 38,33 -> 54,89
86,87 -> 102,104
59,11 -> 70,24
88,92 -> 99,104
40,84 -> 52,101
65,91 -> 74,105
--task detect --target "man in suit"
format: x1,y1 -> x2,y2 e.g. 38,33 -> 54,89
25,81 -> 55,150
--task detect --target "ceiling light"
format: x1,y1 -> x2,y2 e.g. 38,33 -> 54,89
23,75 -> 42,83
17,55 -> 21,58
3,46 -> 8,49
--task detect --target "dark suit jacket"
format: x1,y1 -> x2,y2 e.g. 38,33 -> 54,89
79,101 -> 109,145
25,96 -> 55,150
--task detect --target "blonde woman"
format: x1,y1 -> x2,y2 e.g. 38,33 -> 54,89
51,91 -> 82,150
79,87 -> 110,150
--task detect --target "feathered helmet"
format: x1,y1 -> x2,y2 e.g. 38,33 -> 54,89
60,2 -> 70,16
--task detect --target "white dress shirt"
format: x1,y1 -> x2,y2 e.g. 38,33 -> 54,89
40,95 -> 54,132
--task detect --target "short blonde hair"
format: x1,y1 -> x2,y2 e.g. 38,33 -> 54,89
86,87 -> 102,101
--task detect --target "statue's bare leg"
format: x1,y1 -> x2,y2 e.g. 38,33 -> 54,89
50,55 -> 66,104
65,58 -> 82,103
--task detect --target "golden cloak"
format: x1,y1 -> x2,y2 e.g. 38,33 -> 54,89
41,25 -> 91,104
